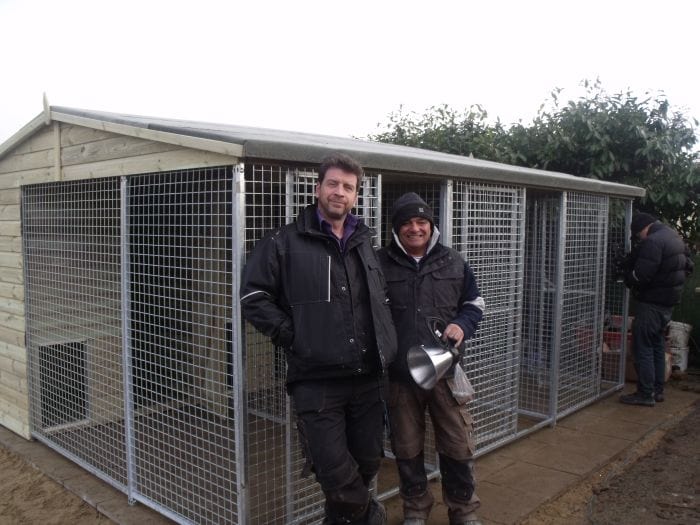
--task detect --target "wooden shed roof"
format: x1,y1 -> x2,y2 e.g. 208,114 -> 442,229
1,105 -> 645,198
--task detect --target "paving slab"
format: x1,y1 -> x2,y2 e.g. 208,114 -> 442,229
1,383 -> 697,525
474,451 -> 517,480
475,481 -> 546,524
483,461 -> 579,500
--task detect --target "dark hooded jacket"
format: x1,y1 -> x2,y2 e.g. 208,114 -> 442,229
627,222 -> 693,306
240,204 -> 397,385
377,236 -> 484,383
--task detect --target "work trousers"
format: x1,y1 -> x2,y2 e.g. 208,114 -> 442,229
632,301 -> 673,398
290,376 -> 385,524
388,379 -> 480,523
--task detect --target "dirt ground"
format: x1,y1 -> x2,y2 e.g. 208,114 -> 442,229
521,369 -> 700,525
0,373 -> 698,525
0,446 -> 114,525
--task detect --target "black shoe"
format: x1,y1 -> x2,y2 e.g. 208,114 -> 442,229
620,392 -> 655,407
654,392 -> 665,402
620,393 -> 655,407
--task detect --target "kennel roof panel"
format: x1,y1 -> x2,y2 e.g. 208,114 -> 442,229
2,106 -> 644,197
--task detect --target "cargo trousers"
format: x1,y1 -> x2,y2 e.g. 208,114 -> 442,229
290,376 -> 386,524
388,378 -> 480,524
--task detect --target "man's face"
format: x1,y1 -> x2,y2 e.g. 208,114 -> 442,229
398,217 -> 432,256
316,168 -> 358,221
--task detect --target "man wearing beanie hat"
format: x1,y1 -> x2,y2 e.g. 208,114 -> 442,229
378,192 -> 484,525
630,212 -> 657,237
620,212 -> 694,407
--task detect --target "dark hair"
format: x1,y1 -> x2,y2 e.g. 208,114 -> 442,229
318,152 -> 364,188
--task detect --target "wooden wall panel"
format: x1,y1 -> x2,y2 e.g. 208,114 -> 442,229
62,148 -> 238,180
0,223 -> 21,237
0,236 -> 22,253
0,325 -> 24,347
0,190 -> 20,205
0,398 -> 29,438
10,126 -> 53,155
60,124 -> 116,147
0,119 -> 239,439
0,149 -> 53,175
0,168 -> 55,190
61,135 -> 180,167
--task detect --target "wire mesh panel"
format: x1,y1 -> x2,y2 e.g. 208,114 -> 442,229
242,164 -> 318,525
452,181 -> 525,451
24,178 -> 126,487
242,164 -> 381,524
360,170 -> 382,248
127,167 -> 238,524
601,198 -> 632,391
557,192 -> 609,415
520,193 -> 560,419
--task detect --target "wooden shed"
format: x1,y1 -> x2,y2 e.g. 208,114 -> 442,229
0,105 -> 644,524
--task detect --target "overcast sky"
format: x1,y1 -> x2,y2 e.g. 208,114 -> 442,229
1,0 -> 698,146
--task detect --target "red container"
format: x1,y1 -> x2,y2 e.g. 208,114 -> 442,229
603,331 -> 632,352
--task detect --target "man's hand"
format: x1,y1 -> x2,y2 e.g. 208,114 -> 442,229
442,323 -> 464,348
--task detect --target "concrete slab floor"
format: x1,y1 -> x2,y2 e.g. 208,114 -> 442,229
387,385 -> 698,524
0,384 -> 697,525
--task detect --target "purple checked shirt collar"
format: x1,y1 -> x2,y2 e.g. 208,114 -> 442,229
317,209 -> 359,252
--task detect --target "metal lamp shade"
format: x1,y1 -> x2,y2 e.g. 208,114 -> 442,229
407,345 -> 454,390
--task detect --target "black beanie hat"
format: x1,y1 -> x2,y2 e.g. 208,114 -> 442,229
630,212 -> 657,235
391,192 -> 434,233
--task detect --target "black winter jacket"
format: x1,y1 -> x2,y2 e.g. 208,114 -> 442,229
240,205 -> 397,385
627,222 -> 692,307
377,238 -> 484,383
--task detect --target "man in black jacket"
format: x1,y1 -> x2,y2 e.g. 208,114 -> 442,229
378,193 -> 484,525
240,153 -> 397,524
621,212 -> 694,407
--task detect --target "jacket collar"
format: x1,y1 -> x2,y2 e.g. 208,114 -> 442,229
391,226 -> 441,259
297,204 -> 371,246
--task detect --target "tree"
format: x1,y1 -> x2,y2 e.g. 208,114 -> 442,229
369,104 -> 512,161
369,81 -> 700,241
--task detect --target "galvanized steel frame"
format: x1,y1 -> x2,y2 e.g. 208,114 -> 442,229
21,163 -> 633,525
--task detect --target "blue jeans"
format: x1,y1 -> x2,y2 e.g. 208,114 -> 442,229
632,302 -> 673,397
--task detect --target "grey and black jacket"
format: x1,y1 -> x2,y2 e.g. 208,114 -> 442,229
240,204 -> 397,385
626,222 -> 693,307
377,234 -> 484,383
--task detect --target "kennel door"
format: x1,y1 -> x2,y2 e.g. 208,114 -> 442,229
452,181 -> 525,450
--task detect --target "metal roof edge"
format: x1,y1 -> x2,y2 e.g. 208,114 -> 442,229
1,106 -> 645,198
50,109 -> 245,158
240,140 -> 647,198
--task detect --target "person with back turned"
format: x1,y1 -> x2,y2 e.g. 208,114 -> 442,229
240,152 -> 397,524
377,192 -> 484,525
620,212 -> 694,407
